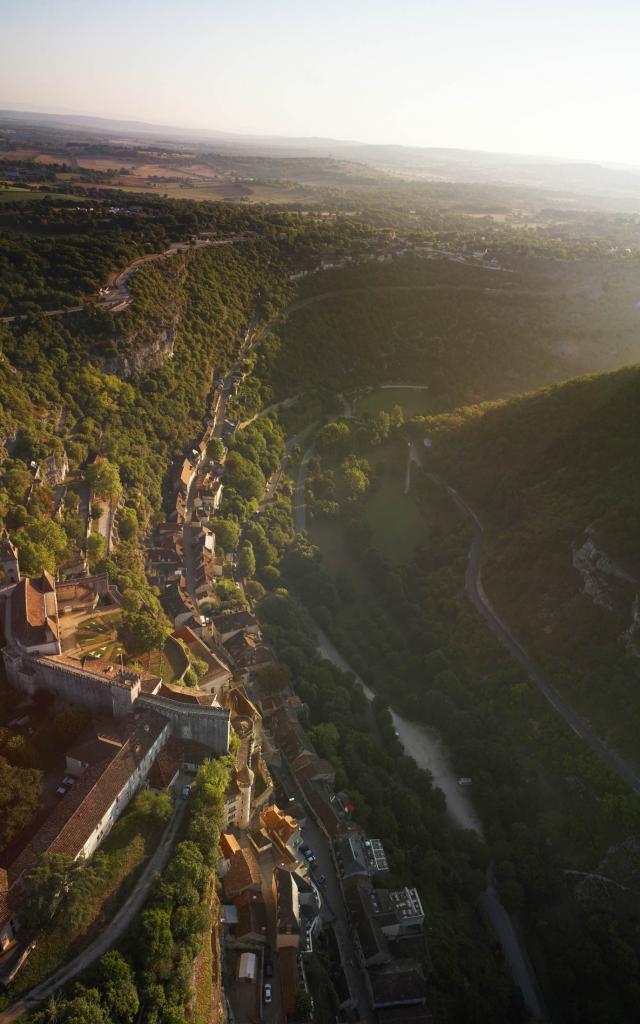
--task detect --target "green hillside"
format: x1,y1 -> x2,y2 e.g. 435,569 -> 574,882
415,363 -> 640,762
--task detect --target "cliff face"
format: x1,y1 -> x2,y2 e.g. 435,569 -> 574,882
104,320 -> 178,378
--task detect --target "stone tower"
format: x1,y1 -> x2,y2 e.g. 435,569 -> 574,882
0,532 -> 19,586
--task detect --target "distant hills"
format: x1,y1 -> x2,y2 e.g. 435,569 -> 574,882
3,107 -> 640,202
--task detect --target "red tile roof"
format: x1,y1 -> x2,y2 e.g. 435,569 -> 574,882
222,848 -> 261,899
11,576 -> 59,649
0,711 -> 168,929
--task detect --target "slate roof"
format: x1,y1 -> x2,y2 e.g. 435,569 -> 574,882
369,961 -> 428,1008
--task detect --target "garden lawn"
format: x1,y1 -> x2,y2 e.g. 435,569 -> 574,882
356,386 -> 432,418
364,472 -> 426,563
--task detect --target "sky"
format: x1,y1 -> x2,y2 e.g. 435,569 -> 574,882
2,0 -> 640,165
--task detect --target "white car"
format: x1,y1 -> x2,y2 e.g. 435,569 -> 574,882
263,983 -> 272,1004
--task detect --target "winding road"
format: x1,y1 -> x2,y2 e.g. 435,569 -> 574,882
441,477 -> 640,795
0,234 -> 252,324
0,793 -> 189,1023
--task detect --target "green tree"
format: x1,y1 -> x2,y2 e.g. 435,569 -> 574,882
31,986 -> 112,1024
97,951 -> 139,1023
183,668 -> 198,687
316,421 -> 352,457
87,532 -> 106,569
208,517 -> 240,551
206,437 -> 225,463
309,722 -> 340,760
238,540 -> 256,578
118,507 -> 138,541
0,756 -> 42,850
124,611 -> 168,653
52,707 -> 89,748
86,459 -> 122,502
20,852 -> 75,936
135,906 -> 173,966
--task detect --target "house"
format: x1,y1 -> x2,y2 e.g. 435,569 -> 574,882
347,881 -> 392,968
234,889 -> 268,945
367,960 -> 429,1013
368,886 -> 425,940
347,871 -> 425,968
335,834 -> 389,880
10,573 -> 61,655
147,735 -> 184,792
171,625 -> 231,694
224,631 -> 274,672
222,848 -> 262,900
177,456 -> 197,494
0,710 -> 168,953
212,611 -> 261,644
248,829 -> 272,856
278,946 -> 299,1018
260,804 -> 301,860
273,867 -> 300,950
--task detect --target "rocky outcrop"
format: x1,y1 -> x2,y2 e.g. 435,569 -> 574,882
572,536 -> 637,610
104,320 -> 178,378
40,449 -> 69,487
573,531 -> 640,655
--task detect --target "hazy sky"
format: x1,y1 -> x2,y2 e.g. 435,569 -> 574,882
3,0 -> 639,164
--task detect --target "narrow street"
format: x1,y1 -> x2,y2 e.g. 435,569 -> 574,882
276,761 -> 375,1024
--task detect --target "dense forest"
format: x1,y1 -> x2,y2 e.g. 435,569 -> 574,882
258,255 -> 640,411
412,364 -> 640,763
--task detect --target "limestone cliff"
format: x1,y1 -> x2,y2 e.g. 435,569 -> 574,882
104,319 -> 178,379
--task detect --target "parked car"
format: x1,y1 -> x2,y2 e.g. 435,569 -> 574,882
63,776 -> 76,786
264,959 -> 274,978
457,777 -> 473,786
55,786 -> 67,797
263,983 -> 272,1004
182,784 -> 192,799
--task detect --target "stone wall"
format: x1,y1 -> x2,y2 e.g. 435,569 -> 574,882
3,650 -> 138,719
139,693 -> 230,755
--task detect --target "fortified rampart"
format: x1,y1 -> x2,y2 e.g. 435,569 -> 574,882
3,649 -> 138,718
2,649 -> 230,754
139,693 -> 230,755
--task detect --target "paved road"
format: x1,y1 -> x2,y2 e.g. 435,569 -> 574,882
0,234 -> 252,324
0,795 -> 188,1023
443,481 -> 640,796
276,761 -> 374,1024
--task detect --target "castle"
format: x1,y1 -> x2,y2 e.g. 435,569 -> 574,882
0,534 -> 230,753
0,535 -> 275,966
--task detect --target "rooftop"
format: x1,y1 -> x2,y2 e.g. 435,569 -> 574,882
11,575 -> 59,650
274,867 -> 300,936
222,848 -> 261,899
1,710 -> 167,925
